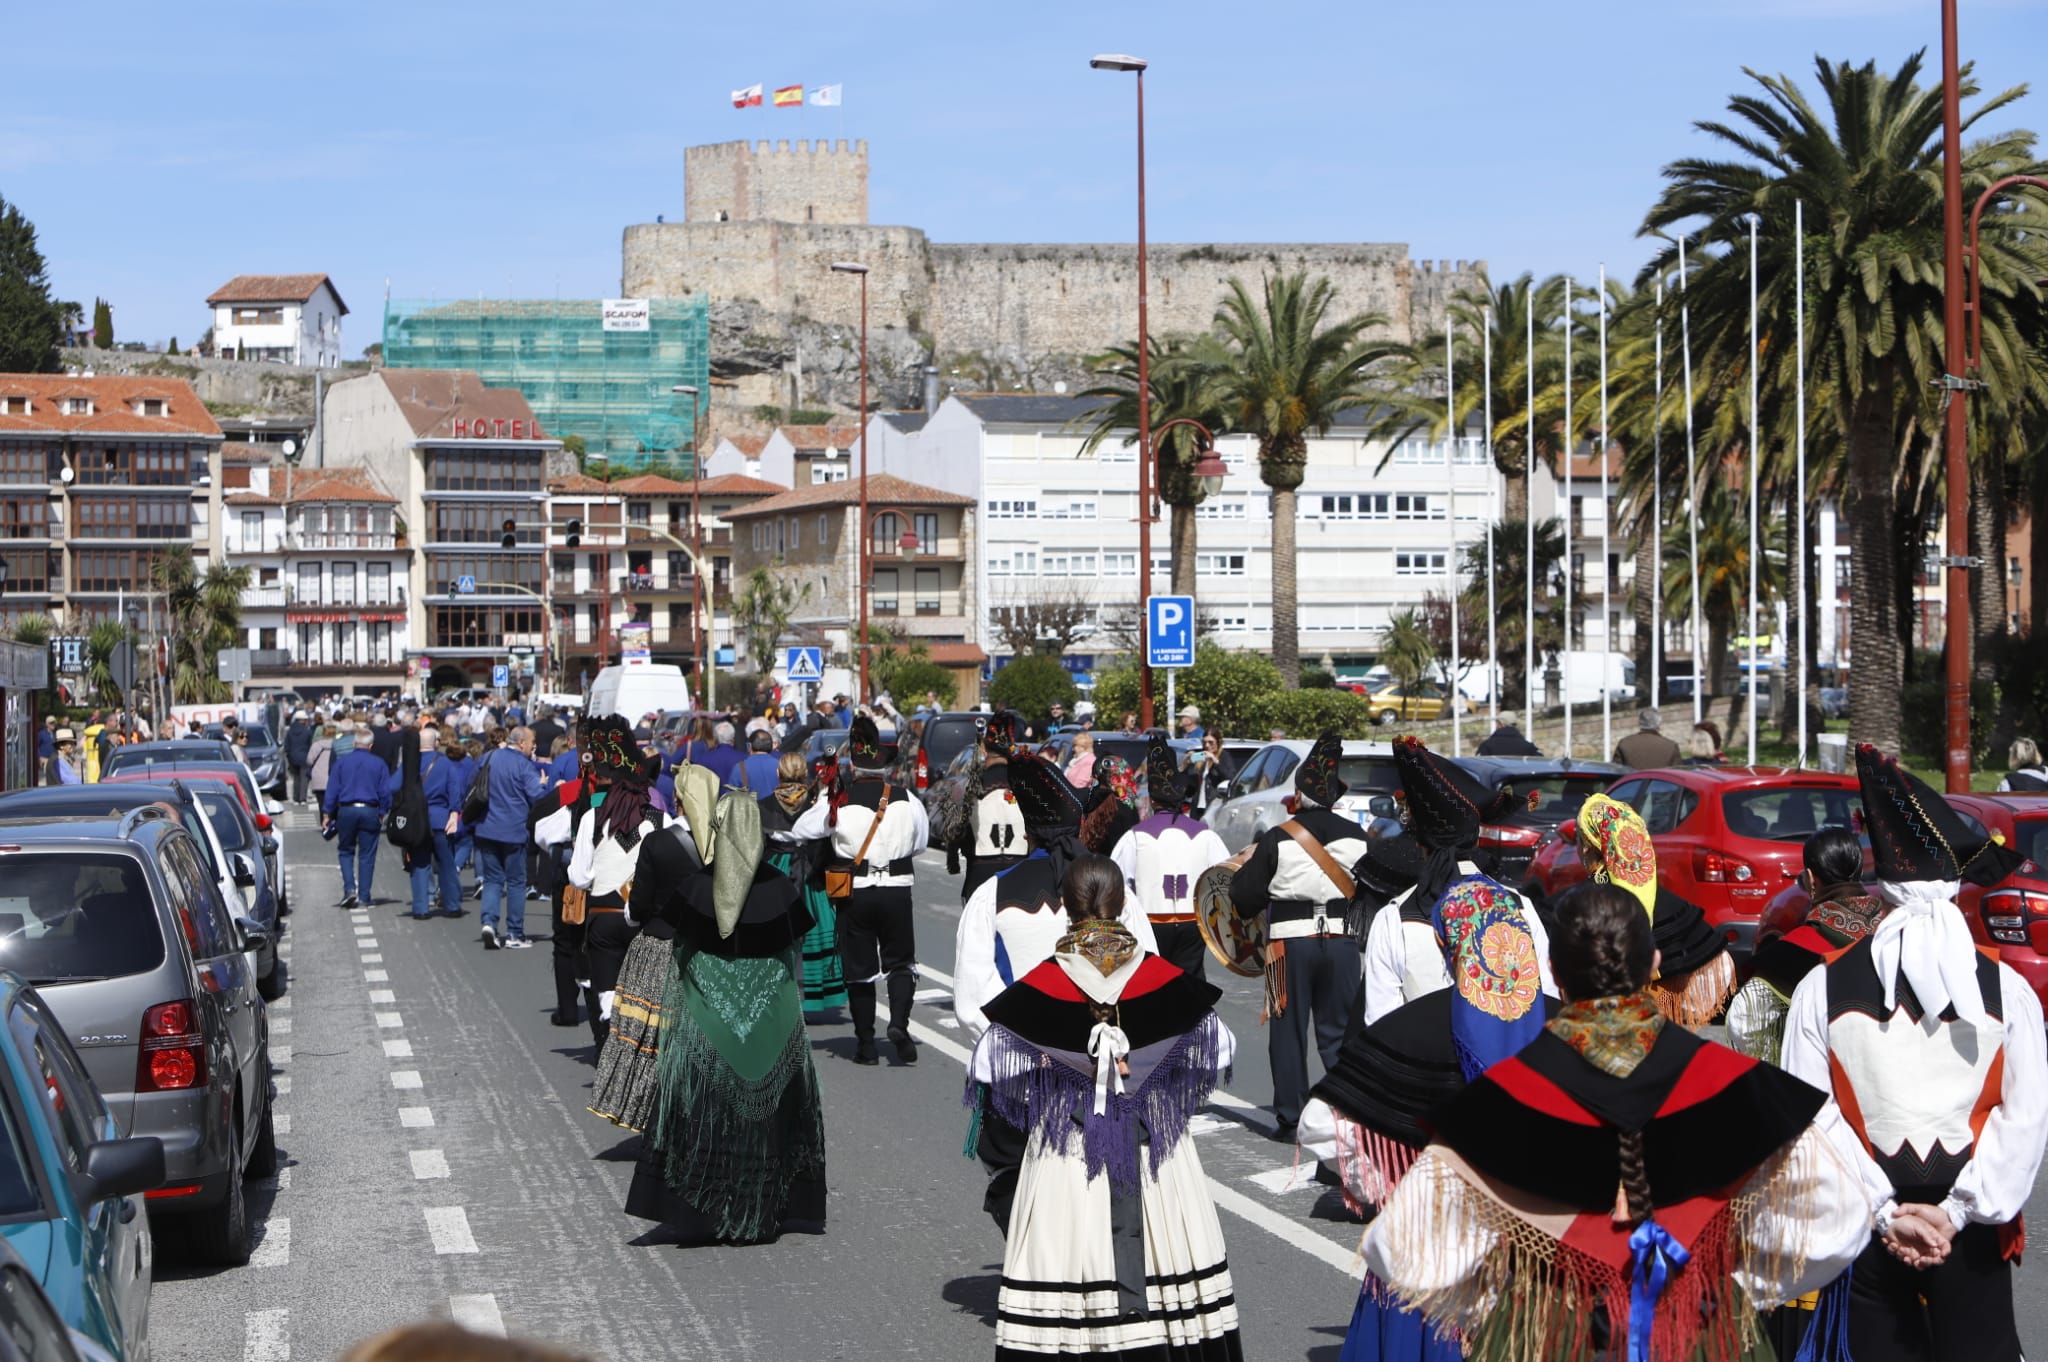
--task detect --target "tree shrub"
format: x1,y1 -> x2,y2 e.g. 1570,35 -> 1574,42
1088,643 -> 1282,735
883,659 -> 957,710
989,655 -> 1076,726
1248,688 -> 1378,740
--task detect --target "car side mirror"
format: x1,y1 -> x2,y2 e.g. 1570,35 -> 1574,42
261,836 -> 279,856
1368,795 -> 1397,820
231,854 -> 258,888
235,917 -> 272,954
80,1136 -> 165,1203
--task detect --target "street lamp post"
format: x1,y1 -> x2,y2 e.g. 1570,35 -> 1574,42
1091,53 -> 1154,728
673,383 -> 714,709
831,261 -> 871,701
1939,0 -> 1972,791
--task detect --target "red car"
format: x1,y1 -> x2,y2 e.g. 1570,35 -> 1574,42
1524,765 -> 1862,956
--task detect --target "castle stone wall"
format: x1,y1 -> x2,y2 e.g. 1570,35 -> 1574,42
622,221 -> 934,331
683,139 -> 869,226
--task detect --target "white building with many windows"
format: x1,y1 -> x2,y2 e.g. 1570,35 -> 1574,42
205,274 -> 348,368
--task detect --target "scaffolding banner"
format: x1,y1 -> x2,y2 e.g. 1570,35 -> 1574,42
601,299 -> 650,332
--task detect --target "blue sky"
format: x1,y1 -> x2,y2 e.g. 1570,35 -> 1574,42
7,0 -> 2044,351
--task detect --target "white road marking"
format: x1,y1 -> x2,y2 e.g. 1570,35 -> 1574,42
1247,1164 -> 1319,1195
913,987 -> 950,1002
1188,1115 -> 1234,1136
358,938 -> 380,950
920,963 -> 957,987
1207,1089 -> 1259,1112
274,1114 -> 291,1137
352,925 -> 374,936
375,1012 -> 404,1029
249,1215 -> 291,1268
937,1016 -> 961,1030
264,1166 -> 292,1192
273,1044 -> 292,1065
243,1308 -> 289,1362
399,1106 -> 435,1128
410,1149 -> 451,1180
424,1206 -> 478,1254
270,1016 -> 292,1035
390,1070 -> 423,1090
384,1039 -> 414,1059
272,994 -> 290,1010
361,954 -> 383,964
275,1075 -> 292,1096
449,1294 -> 506,1337
364,969 -> 389,982
906,1018 -> 974,1066
368,988 -> 396,1004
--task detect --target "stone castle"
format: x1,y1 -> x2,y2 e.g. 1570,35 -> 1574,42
622,139 -> 1486,416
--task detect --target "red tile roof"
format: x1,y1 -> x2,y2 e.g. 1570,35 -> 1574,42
720,434 -> 769,458
0,375 -> 221,438
548,472 -> 791,499
221,442 -> 274,464
724,472 -> 974,518
367,370 -> 549,442
923,642 -> 988,666
547,474 -> 612,495
206,273 -> 350,315
775,423 -> 862,453
224,467 -> 395,506
610,473 -> 695,495
695,473 -> 786,496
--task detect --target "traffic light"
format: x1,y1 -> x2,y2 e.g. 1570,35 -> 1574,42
500,518 -> 518,550
566,517 -> 582,548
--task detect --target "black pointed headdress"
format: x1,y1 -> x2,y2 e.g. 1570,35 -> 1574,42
1856,743 -> 2025,886
1146,734 -> 1191,811
582,714 -> 639,776
847,712 -> 885,768
1392,736 -> 1512,852
1006,750 -> 1082,832
1294,731 -> 1348,807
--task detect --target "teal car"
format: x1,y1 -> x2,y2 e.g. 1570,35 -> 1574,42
0,977 -> 163,1360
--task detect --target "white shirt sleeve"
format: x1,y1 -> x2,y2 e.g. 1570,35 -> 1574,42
1361,899 -> 1412,1025
954,878 -> 1003,1041
790,796 -> 832,843
1941,963 -> 2048,1230
901,790 -> 931,854
1520,894 -> 1559,1000
532,801 -> 574,849
1779,969 -> 1897,1217
1296,1096 -> 1340,1164
567,813 -> 598,891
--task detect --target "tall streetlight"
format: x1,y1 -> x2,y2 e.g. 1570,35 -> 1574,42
1090,52 -> 1155,729
830,261 -> 871,700
673,383 -> 714,709
1938,0 -> 1972,790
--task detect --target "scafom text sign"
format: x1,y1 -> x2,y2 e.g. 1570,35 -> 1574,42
447,418 -> 547,439
601,299 -> 651,332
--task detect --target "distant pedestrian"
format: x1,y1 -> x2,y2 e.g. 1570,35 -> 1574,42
1176,704 -> 1204,741
323,727 -> 393,909
1688,718 -> 1726,765
1186,732 -> 1230,813
726,729 -> 780,794
697,721 -> 744,786
529,703 -> 564,761
472,725 -> 543,949
1120,711 -> 1139,735
1997,737 -> 2048,792
570,718 -> 665,1055
1475,718 -> 1541,756
385,728 -> 439,920
1064,731 -> 1096,787
284,711 -> 315,803
35,717 -> 54,775
44,729 -> 82,786
420,727 -> 466,917
1612,705 -> 1683,769
307,724 -> 337,804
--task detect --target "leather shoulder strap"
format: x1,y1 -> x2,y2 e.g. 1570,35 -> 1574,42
853,784 -> 891,865
1279,818 -> 1355,900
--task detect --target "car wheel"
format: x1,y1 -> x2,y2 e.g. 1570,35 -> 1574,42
1377,709 -> 1399,727
245,1088 -> 279,1180
187,1109 -> 251,1266
257,954 -> 283,1002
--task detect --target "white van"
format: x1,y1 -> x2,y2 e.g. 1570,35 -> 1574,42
585,664 -> 694,723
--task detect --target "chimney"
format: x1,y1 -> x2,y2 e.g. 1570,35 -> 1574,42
922,362 -> 939,414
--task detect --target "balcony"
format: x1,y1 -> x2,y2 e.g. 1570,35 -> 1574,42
253,654 -> 406,676
285,530 -> 402,552
241,586 -> 289,609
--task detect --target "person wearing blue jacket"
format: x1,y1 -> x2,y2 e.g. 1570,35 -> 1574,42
413,727 -> 466,918
469,725 -> 544,949
322,727 -> 393,909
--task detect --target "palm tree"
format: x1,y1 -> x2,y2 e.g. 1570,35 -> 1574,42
1459,516 -> 1566,710
85,617 -> 129,708
734,568 -> 812,675
1215,272 -> 1412,684
148,547 -> 250,702
1379,609 -> 1434,714
1073,333 -> 1235,596
1640,54 -> 2048,754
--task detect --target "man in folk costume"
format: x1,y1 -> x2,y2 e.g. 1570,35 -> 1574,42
1112,736 -> 1231,982
1364,883 -> 1874,1362
1727,826 -> 1887,1063
968,853 -> 1243,1360
945,711 -> 1030,901
1780,745 -> 2048,1362
1227,731 -> 1369,1138
1361,737 -> 1553,1026
791,713 -> 930,1066
1569,792 -> 1738,1029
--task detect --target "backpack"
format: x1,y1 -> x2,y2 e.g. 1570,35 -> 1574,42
388,777 -> 430,850
462,750 -> 497,825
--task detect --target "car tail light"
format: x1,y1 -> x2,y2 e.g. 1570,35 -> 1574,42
1693,847 -> 1758,884
136,1001 -> 207,1092
915,748 -> 929,791
255,812 -> 273,831
1980,888 -> 2048,946
1478,824 -> 1543,848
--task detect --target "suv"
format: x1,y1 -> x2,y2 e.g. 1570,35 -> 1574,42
0,812 -> 275,1264
900,713 -> 990,802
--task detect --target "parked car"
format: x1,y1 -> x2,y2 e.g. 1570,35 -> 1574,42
1203,740 -> 1400,853
0,783 -> 274,997
101,764 -> 282,901
0,810 -> 276,1264
1450,756 -> 1627,887
1523,765 -> 1861,957
99,742 -> 235,778
181,789 -> 283,997
0,978 -> 163,1358
0,1230 -> 148,1362
198,724 -> 284,796
1365,681 -> 1470,726
899,712 -> 990,801
801,728 -> 900,778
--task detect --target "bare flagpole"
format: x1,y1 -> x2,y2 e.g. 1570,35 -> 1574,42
1796,201 -> 1809,767
1525,290 -> 1536,737
1746,213 -> 1760,766
1599,264 -> 1612,755
1562,276 -> 1575,759
1680,237 -> 1703,728
1653,279 -> 1664,705
1446,325 -> 1462,755
1485,305 -> 1497,732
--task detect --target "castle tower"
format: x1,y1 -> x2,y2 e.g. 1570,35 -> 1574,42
684,139 -> 870,226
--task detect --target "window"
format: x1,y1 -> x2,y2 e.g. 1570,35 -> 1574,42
988,497 -> 1038,519
431,606 -> 543,648
0,398 -> 26,416
425,450 -> 543,493
872,568 -> 899,615
1607,552 -> 1621,593
332,562 -> 356,604
1211,613 -> 1249,631
0,447 -> 52,484
430,501 -> 538,545
132,398 -> 167,417
240,511 -> 262,549
817,513 -> 829,544
59,398 -> 93,417
1393,494 -> 1440,520
232,307 -> 285,326
297,562 -> 320,602
668,551 -> 690,582
986,547 -> 1038,577
913,512 -> 938,553
70,549 -> 149,592
366,562 -> 392,605
75,442 -> 189,486
72,496 -> 188,539
1042,552 -> 1097,577
811,463 -> 849,484
0,498 -> 46,539
428,553 -> 542,596
1103,552 -> 1137,575
1395,549 -> 1447,576
296,621 -> 320,664
335,620 -> 358,664
1196,498 -> 1247,520
1197,552 -> 1247,576
627,501 -> 650,527
1045,498 -> 1097,520
368,621 -> 392,664
790,517 -> 802,549
259,627 -> 277,651
915,567 -> 941,615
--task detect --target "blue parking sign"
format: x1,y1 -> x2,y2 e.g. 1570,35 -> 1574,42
1146,595 -> 1195,669
492,664 -> 510,688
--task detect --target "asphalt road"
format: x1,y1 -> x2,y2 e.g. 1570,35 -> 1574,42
144,807 -> 2048,1360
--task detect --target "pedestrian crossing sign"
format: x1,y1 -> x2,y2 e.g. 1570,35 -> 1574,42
784,647 -> 824,683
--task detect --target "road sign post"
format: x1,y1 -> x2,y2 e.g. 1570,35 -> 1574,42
784,647 -> 824,683
1146,595 -> 1195,732
456,576 -> 477,596
492,663 -> 510,691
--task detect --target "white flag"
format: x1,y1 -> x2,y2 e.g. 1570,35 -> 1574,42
809,84 -> 842,107
732,83 -> 763,108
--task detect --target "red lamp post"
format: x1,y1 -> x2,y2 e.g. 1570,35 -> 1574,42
831,260 -> 871,701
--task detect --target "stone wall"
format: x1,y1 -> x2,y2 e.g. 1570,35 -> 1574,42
622,221 -> 933,331
59,347 -> 327,416
683,139 -> 869,226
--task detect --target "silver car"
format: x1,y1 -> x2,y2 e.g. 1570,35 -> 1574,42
0,811 -> 275,1265
1202,739 -> 1401,854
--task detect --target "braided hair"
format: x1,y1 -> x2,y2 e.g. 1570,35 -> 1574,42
1549,883 -> 1655,1002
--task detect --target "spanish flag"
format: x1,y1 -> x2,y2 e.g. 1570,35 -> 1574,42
773,84 -> 804,107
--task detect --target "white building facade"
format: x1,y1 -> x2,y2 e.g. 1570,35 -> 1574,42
205,274 -> 348,368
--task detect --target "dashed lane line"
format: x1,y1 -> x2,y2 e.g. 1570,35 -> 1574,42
271,1016 -> 292,1035
243,1308 -> 289,1362
274,1114 -> 291,1137
399,1107 -> 435,1128
249,1216 -> 291,1269
410,1149 -> 451,1180
375,1012 -> 405,1029
273,1044 -> 292,1066
384,1040 -> 414,1059
1247,1164 -> 1319,1195
391,1071 -> 423,1090
424,1206 -> 479,1255
275,1076 -> 291,1096
449,1294 -> 506,1338
365,969 -> 389,982
368,989 -> 396,1004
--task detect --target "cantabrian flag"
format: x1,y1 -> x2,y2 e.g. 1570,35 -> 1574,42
773,84 -> 804,107
732,84 -> 763,108
809,84 -> 842,107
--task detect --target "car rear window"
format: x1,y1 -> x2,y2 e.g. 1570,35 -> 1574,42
194,792 -> 251,851
1340,758 -> 1400,793
1501,775 -> 1611,825
923,719 -> 982,771
1722,787 -> 1860,842
0,852 -> 165,982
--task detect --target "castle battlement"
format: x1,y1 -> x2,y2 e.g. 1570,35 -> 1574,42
684,138 -> 869,226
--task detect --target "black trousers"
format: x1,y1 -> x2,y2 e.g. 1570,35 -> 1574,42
1152,920 -> 1208,982
1266,933 -> 1361,1130
289,762 -> 309,803
837,885 -> 917,1040
583,910 -> 639,1046
1848,1222 -> 2021,1362
551,890 -> 592,1024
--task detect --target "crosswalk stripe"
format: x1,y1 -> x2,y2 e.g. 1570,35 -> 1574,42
449,1293 -> 506,1337
243,1308 -> 289,1362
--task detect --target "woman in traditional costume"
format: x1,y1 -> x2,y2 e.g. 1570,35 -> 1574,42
969,854 -> 1242,1360
624,783 -> 828,1243
581,739 -> 671,1130
1570,792 -> 1736,1028
1363,882 -> 1872,1362
1727,826 -> 1886,1064
758,751 -> 845,1017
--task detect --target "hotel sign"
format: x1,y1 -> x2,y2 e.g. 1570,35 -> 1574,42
601,298 -> 651,332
